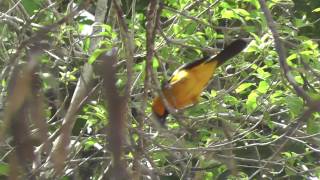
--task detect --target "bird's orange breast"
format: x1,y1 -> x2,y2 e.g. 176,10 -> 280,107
152,60 -> 218,117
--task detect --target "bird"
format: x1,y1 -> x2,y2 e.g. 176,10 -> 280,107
152,39 -> 247,124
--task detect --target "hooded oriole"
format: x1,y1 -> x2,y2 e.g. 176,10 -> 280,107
152,39 -> 247,124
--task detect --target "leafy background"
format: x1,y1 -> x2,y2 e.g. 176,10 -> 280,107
0,0 -> 320,179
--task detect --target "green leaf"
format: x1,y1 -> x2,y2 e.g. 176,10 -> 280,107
152,57 -> 159,69
210,90 -> 217,97
308,92 -> 320,101
312,7 -> 320,13
133,133 -> 139,142
257,81 -> 269,94
60,176 -> 71,180
286,53 -> 297,63
300,50 -> 314,56
152,151 -> 169,166
1,79 -> 6,87
235,83 -> 255,93
168,122 -> 179,129
219,1 -> 232,8
246,90 -> 258,112
286,96 -> 303,118
245,41 -> 260,53
0,162 -> 9,176
172,24 -> 182,34
285,167 -> 297,176
307,118 -> 320,134
302,40 -> 318,50
84,137 -> 97,150
270,90 -> 283,103
101,24 -> 112,33
21,0 -> 42,14
83,38 -> 91,52
256,67 -> 271,79
88,48 -> 108,64
234,9 -> 250,17
244,0 -> 260,9
224,94 -> 239,105
204,172 -> 214,180
294,75 -> 303,85
221,10 -> 237,19
250,33 -> 262,43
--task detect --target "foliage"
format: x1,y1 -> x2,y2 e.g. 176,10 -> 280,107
0,0 -> 320,179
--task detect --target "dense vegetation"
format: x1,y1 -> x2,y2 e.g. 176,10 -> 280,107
0,0 -> 320,179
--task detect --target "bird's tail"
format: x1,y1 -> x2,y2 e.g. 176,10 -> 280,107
207,39 -> 247,66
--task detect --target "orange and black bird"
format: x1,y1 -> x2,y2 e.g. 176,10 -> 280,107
152,39 -> 247,124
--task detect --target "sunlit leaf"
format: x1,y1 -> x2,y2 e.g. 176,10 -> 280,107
235,83 -> 255,93
312,7 -> 320,13
221,10 -> 237,19
234,9 -> 250,17
257,81 -> 269,94
246,90 -> 258,112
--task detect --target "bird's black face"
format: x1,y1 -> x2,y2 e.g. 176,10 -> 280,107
153,109 -> 169,126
